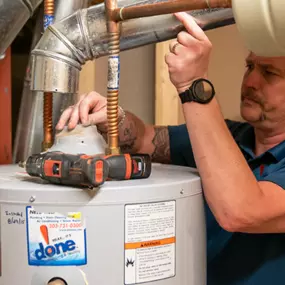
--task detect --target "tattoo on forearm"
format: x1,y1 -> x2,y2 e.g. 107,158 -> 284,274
119,120 -> 138,153
151,127 -> 171,164
99,120 -> 137,153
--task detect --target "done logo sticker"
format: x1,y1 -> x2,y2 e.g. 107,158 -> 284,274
26,206 -> 87,266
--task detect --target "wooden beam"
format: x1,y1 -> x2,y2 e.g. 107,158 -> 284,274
0,47 -> 12,164
78,60 -> 96,98
155,40 -> 184,126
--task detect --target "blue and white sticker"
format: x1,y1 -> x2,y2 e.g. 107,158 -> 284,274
43,15 -> 54,30
107,55 -> 120,90
26,206 -> 87,266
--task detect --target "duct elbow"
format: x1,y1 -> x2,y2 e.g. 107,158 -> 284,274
30,48 -> 82,94
30,8 -> 96,94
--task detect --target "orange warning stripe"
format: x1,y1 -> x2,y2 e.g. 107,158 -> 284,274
125,154 -> 132,180
125,237 -> 175,250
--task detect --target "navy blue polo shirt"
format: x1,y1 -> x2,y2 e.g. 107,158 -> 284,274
168,120 -> 285,285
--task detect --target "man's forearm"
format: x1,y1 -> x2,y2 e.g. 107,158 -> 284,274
118,111 -> 146,153
118,112 -> 171,164
101,110 -> 171,163
182,98 -> 262,231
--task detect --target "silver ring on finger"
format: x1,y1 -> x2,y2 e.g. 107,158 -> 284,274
171,41 -> 180,54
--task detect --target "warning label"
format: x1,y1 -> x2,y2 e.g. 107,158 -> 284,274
125,201 -> 176,284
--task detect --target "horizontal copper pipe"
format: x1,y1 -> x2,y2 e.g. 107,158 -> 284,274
112,0 -> 232,21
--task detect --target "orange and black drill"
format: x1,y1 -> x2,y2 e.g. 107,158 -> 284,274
19,151 -> 151,188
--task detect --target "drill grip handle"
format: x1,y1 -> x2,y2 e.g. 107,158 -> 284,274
85,156 -> 109,186
106,153 -> 151,180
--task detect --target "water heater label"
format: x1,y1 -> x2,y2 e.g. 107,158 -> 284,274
26,206 -> 87,266
124,201 -> 176,284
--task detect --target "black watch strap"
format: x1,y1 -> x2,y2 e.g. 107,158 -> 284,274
179,89 -> 197,104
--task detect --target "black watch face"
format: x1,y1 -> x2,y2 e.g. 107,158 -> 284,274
194,80 -> 214,102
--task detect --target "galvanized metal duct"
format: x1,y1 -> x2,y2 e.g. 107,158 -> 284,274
0,0 -> 43,55
13,0 -> 89,163
30,0 -> 234,94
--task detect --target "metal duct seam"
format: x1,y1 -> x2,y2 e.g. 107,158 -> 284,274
32,49 -> 82,69
23,0 -> 43,15
22,0 -> 34,15
76,9 -> 94,60
48,25 -> 87,64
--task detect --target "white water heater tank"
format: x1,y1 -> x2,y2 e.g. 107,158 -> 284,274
0,163 -> 205,285
0,125 -> 206,284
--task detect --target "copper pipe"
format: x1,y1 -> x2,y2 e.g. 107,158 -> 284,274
112,0 -> 232,21
44,0 -> 54,15
43,92 -> 53,150
43,0 -> 55,151
105,0 -> 121,155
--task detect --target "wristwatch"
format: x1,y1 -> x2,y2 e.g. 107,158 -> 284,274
179,78 -> 215,104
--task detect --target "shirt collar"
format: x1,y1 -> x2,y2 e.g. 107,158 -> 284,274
266,140 -> 285,161
235,123 -> 285,162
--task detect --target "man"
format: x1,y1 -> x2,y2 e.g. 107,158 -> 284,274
56,12 -> 285,284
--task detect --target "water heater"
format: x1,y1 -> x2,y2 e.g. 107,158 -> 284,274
0,126 -> 206,284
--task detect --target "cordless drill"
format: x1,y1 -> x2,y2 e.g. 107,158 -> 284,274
19,151 -> 151,188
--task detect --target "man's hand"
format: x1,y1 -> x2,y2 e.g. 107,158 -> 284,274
56,91 -> 124,132
165,12 -> 212,94
55,91 -> 172,164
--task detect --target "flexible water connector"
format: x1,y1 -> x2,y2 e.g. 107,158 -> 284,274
105,0 -> 121,155
42,0 -> 55,151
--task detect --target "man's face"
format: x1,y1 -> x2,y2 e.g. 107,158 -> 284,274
240,52 -> 285,129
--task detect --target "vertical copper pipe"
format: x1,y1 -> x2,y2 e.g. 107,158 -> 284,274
112,0 -> 232,21
43,0 -> 54,151
105,0 -> 121,155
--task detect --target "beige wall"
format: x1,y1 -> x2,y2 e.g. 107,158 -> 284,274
206,24 -> 248,122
